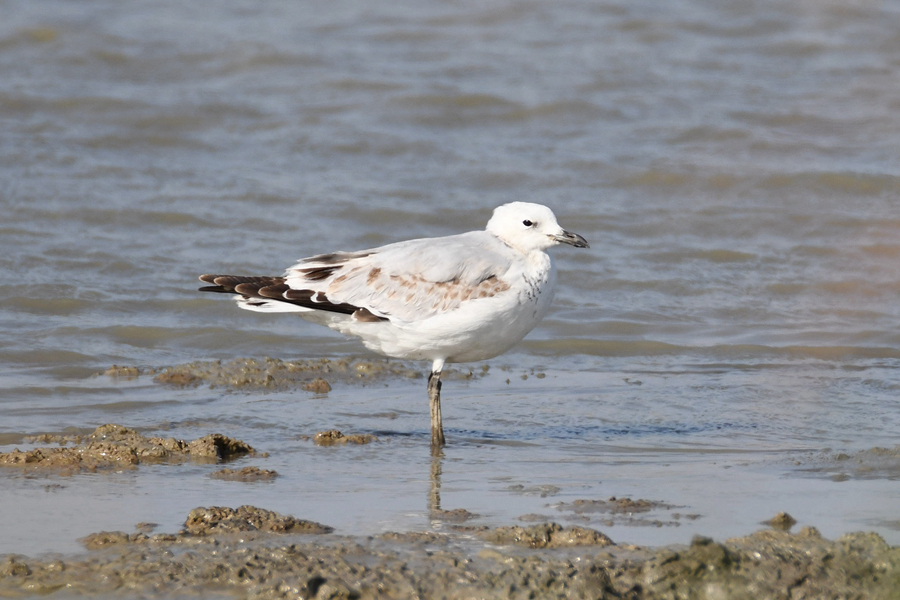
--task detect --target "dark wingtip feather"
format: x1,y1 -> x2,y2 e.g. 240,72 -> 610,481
197,273 -> 382,321
198,274 -> 230,293
197,274 -> 285,295
258,283 -> 291,299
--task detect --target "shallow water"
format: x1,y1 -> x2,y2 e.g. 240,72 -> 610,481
2,0 -> 900,556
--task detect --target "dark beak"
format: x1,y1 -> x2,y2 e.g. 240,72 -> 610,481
553,229 -> 590,249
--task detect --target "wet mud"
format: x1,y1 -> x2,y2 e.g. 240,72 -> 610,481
0,424 -> 256,473
311,430 -> 378,446
3,423 -> 900,598
430,508 -> 479,524
210,466 -> 280,482
2,505 -> 899,599
514,497 -> 701,529
793,445 -> 900,482
473,523 -> 614,549
552,497 -> 698,529
5,426 -> 900,597
141,357 -> 487,391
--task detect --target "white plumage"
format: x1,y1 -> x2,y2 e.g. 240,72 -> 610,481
200,202 -> 589,452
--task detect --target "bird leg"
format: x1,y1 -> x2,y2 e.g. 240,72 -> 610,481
428,455 -> 443,515
428,370 -> 445,454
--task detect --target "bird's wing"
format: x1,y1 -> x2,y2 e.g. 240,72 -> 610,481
284,231 -> 516,323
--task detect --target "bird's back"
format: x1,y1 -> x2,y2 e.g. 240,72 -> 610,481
285,230 -> 520,325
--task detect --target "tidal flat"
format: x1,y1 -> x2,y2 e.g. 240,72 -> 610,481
2,501 -> 898,599
2,413 -> 900,598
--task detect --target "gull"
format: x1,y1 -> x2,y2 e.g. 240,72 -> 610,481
199,202 -> 589,453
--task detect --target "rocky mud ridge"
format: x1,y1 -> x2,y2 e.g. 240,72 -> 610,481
1,504 -> 898,599
0,424 -> 257,473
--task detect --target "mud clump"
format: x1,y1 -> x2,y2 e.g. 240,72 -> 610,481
302,377 -> 332,393
153,370 -> 199,386
102,365 -> 142,379
478,522 -> 614,549
187,433 -> 255,459
313,430 -> 377,446
765,511 -> 798,530
377,531 -> 450,545
23,432 -> 83,446
183,505 -> 333,536
80,530 -> 178,551
209,466 -> 279,482
430,508 -> 479,523
506,483 -> 561,497
0,424 -> 256,472
80,505 -> 331,550
558,496 -> 674,515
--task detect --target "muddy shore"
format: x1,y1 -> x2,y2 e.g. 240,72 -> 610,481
2,427 -> 899,599
2,503 -> 898,599
3,362 -> 899,598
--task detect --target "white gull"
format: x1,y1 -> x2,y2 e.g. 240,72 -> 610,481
199,202 -> 589,452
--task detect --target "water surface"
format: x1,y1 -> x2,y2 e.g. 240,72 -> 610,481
2,0 -> 900,556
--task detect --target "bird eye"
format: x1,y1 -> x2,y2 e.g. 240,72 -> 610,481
522,220 -> 534,227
